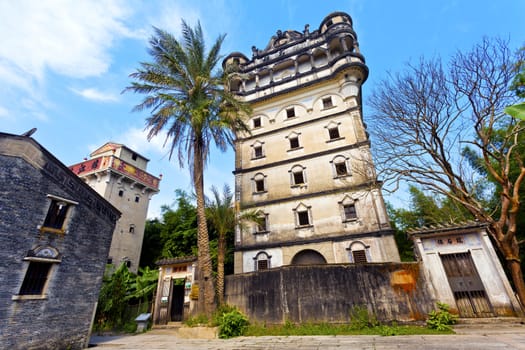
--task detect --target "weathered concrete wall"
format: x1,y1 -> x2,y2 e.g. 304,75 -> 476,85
225,263 -> 433,324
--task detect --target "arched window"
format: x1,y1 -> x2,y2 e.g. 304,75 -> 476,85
331,155 -> 351,178
253,251 -> 271,271
347,241 -> 370,263
252,173 -> 267,193
289,165 -> 307,186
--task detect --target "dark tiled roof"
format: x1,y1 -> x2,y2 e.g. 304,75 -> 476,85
156,256 -> 197,266
407,220 -> 487,236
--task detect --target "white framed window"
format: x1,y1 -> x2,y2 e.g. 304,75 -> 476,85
40,195 -> 78,234
254,251 -> 271,271
289,165 -> 307,187
339,196 -> 359,222
322,96 -> 334,109
14,246 -> 61,300
293,203 -> 312,228
331,155 -> 351,178
347,241 -> 370,263
325,121 -> 343,141
254,211 -> 269,234
252,173 -> 267,193
251,141 -> 265,159
286,132 -> 302,150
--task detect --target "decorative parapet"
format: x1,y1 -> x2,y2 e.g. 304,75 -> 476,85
69,156 -> 160,191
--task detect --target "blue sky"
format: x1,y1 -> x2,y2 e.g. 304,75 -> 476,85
1,0 -> 524,218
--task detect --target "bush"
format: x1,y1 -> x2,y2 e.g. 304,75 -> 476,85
349,305 -> 378,330
217,308 -> 250,339
426,302 -> 458,331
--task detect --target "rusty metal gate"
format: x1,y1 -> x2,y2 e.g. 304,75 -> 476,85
440,252 -> 494,317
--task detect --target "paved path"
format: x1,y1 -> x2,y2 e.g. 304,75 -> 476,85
90,324 -> 525,350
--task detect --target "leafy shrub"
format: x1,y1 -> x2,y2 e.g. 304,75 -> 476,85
217,308 -> 250,338
349,305 -> 378,330
184,314 -> 209,327
426,302 -> 458,331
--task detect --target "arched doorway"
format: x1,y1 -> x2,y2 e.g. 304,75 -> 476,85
291,249 -> 327,265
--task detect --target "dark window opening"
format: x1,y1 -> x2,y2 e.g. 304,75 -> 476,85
322,97 -> 333,109
126,261 -> 131,268
289,137 -> 300,149
326,19 -> 333,27
107,258 -> 113,264
43,200 -> 69,230
286,108 -> 295,118
293,171 -> 304,185
129,225 -> 135,233
135,196 -> 140,203
297,210 -> 310,226
343,204 -> 357,221
19,262 -> 52,295
257,259 -> 268,270
328,127 -> 340,140
118,190 -> 124,197
255,179 -> 265,192
335,162 -> 348,176
254,145 -> 263,158
352,250 -> 367,264
253,117 -> 261,128
257,216 -> 267,232
132,153 -> 138,161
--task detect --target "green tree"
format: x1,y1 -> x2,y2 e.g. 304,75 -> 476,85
205,184 -> 260,305
388,186 -> 473,261
140,218 -> 163,269
126,22 -> 250,316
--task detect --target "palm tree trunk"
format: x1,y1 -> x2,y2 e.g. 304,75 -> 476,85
217,233 -> 226,305
193,138 -> 216,316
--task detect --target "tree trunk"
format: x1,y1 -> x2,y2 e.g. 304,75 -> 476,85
217,233 -> 226,305
508,259 -> 525,310
193,139 -> 216,317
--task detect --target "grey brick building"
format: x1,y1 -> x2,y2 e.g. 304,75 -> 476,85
0,132 -> 120,350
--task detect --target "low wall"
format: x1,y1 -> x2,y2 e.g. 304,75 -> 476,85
224,263 -> 434,324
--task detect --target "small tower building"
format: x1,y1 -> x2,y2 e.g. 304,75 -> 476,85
224,12 -> 400,273
70,142 -> 160,272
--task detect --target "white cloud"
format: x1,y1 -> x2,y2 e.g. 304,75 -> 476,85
0,105 -> 9,119
0,0 -> 134,85
71,87 -> 119,102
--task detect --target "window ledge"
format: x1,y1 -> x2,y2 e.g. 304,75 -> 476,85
326,137 -> 345,143
39,227 -> 65,235
343,218 -> 358,223
291,184 -> 307,189
334,174 -> 351,179
254,230 -> 270,235
322,105 -> 336,111
251,155 -> 266,160
287,147 -> 303,152
12,294 -> 48,301
295,224 -> 314,229
252,190 -> 268,195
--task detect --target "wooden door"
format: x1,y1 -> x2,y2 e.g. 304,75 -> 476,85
440,252 -> 493,317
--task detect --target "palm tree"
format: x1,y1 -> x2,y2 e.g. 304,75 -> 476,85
205,184 -> 260,305
126,22 -> 250,316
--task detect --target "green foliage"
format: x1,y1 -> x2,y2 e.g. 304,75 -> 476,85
94,263 -> 158,332
349,305 -> 378,330
216,308 -> 250,339
244,321 -> 451,336
184,314 -> 210,327
426,302 -> 458,331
